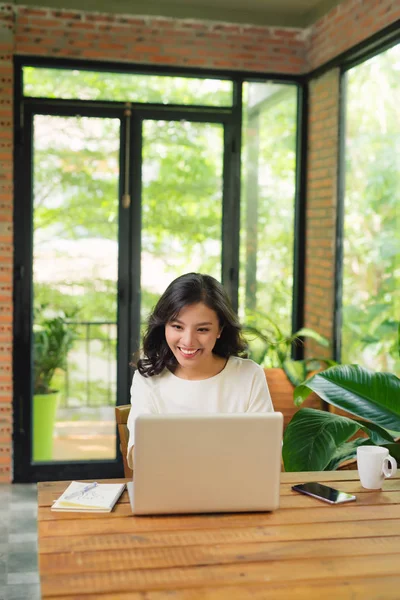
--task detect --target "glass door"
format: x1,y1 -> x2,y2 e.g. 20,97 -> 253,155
13,107 -> 230,482
32,113 -> 120,464
13,107 -> 128,482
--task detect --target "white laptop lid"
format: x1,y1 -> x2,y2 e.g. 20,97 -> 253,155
130,412 -> 283,515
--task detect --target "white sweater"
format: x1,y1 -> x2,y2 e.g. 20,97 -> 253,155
127,356 -> 273,468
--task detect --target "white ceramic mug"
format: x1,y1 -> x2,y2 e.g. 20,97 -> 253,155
357,446 -> 397,490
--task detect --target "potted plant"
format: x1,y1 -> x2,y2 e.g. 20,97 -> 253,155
33,308 -> 78,461
242,314 -> 336,428
282,362 -> 400,471
243,312 -> 334,384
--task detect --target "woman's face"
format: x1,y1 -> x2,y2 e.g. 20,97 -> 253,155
165,302 -> 222,371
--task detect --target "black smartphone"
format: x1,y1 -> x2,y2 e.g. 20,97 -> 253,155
292,482 -> 356,504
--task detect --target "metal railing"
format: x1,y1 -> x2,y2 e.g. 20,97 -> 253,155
61,321 -> 117,409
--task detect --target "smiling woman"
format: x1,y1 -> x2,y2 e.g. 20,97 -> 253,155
126,273 -> 274,468
165,302 -> 225,380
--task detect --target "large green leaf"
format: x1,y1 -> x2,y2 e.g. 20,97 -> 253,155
324,439 -> 368,471
282,407 -> 396,471
294,365 -> 400,432
382,443 -> 400,463
351,419 -> 395,444
283,409 -> 361,471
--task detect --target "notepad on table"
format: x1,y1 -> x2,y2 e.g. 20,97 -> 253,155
51,481 -> 126,513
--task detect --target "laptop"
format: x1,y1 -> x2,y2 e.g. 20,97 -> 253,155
127,412 -> 283,515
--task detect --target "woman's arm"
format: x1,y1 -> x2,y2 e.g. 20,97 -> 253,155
126,371 -> 155,469
128,446 -> 134,471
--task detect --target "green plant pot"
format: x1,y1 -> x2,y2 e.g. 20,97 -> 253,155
33,392 -> 59,462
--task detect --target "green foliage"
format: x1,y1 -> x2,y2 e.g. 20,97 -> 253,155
34,282 -> 117,324
240,85 -> 297,335
243,311 -> 334,386
33,307 -> 79,395
59,376 -> 115,408
342,45 -> 400,374
282,364 -> 400,471
142,120 -> 223,253
33,115 -> 120,241
24,67 -> 233,106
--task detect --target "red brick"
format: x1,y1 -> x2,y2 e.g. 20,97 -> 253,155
51,10 -> 82,19
19,8 -> 48,16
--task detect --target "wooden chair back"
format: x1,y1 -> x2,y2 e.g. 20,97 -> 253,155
115,404 -> 133,478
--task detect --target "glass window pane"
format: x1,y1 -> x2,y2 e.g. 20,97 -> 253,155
239,82 -> 298,364
140,119 -> 223,322
32,115 -> 120,462
23,67 -> 233,106
342,44 -> 400,374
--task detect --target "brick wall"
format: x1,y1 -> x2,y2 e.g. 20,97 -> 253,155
308,0 -> 400,70
0,3 -> 13,482
304,69 -> 340,359
14,7 -> 307,72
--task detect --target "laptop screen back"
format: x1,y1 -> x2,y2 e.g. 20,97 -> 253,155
132,412 -> 283,515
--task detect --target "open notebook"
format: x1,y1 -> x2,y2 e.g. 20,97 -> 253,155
51,481 -> 126,513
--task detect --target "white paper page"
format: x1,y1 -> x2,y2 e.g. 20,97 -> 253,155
53,481 -> 125,510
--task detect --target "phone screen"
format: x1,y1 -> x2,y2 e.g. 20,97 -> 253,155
292,482 -> 356,504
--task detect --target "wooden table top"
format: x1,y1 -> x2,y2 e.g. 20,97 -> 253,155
37,470 -> 400,599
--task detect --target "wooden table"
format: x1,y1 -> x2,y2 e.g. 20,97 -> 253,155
37,471 -> 400,599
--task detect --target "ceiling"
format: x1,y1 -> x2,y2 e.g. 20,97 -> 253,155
15,0 -> 346,28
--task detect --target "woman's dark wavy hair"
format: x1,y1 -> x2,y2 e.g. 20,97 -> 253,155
136,272 -> 247,377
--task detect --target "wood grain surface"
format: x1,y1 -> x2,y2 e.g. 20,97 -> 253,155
38,471 -> 400,599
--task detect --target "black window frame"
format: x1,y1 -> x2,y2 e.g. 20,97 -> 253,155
13,55 -> 306,482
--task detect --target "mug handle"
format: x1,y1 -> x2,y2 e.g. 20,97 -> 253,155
383,455 -> 397,478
